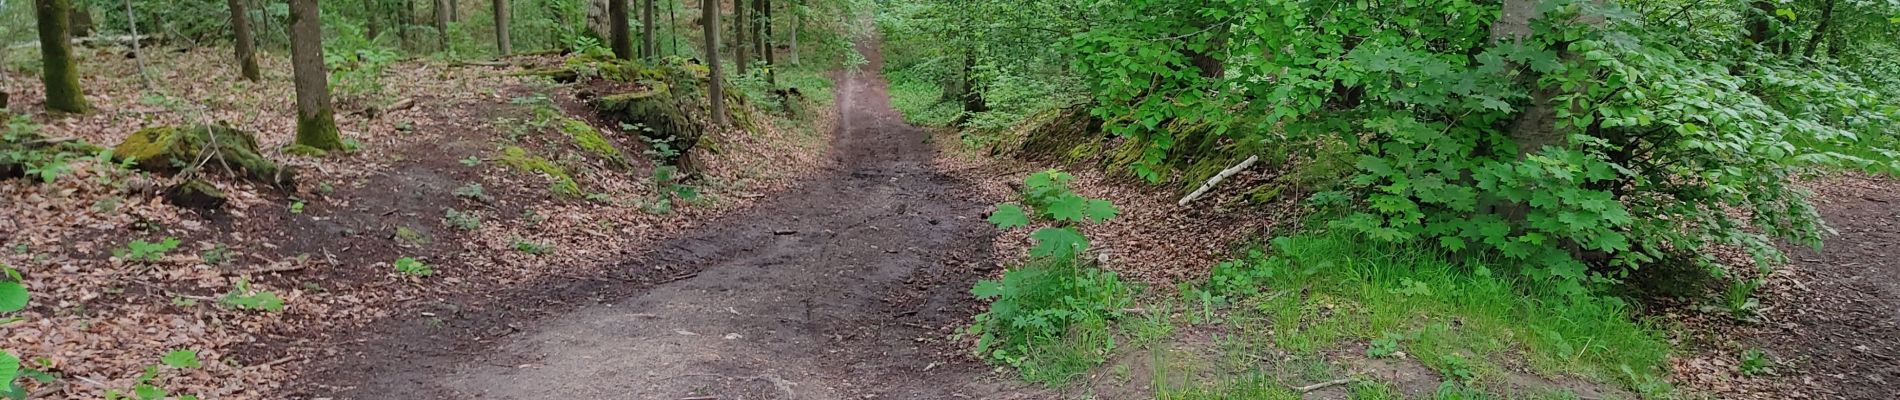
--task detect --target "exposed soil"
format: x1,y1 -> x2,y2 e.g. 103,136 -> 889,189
296,42 -> 1038,399
1753,175 -> 1900,400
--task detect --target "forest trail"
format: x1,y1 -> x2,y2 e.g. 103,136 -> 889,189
305,42 -> 1034,399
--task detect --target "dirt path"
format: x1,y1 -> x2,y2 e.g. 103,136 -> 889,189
300,44 -> 1035,399
1757,176 -> 1900,399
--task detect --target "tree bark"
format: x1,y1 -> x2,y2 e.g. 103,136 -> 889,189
289,0 -> 342,150
751,0 -> 764,64
1490,0 -> 1562,158
400,0 -> 415,50
35,0 -> 89,113
1802,0 -> 1835,60
761,0 -> 773,84
434,0 -> 450,51
667,0 -> 677,57
228,0 -> 260,81
787,1 -> 798,66
1747,0 -> 1775,46
638,0 -> 653,58
609,0 -> 632,59
450,0 -> 460,21
494,0 -> 511,55
367,0 -> 383,41
734,0 -> 748,75
703,0 -> 726,126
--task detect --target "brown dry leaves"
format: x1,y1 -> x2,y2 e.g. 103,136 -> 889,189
3,47 -> 831,398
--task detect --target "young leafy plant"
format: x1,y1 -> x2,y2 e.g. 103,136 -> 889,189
218,279 -> 285,312
1,265 -> 26,396
114,238 -> 183,263
394,257 -> 435,277
968,170 -> 1131,383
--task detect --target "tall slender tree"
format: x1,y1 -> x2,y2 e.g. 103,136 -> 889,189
494,0 -> 511,55
289,0 -> 343,150
610,0 -> 632,59
34,0 -> 89,113
228,0 -> 260,81
703,0 -> 725,126
434,0 -> 451,51
640,0 -> 655,59
734,0 -> 748,74
761,0 -> 773,84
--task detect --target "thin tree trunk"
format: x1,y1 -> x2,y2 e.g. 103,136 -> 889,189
34,0 -> 89,113
400,0 -> 414,50
703,0 -> 725,126
787,2 -> 798,66
610,0 -> 632,59
231,0 -> 259,81
494,0 -> 511,55
450,0 -> 460,21
123,0 -> 151,89
640,0 -> 655,59
668,0 -> 677,57
734,0 -> 747,74
289,0 -> 342,150
434,0 -> 450,51
367,0 -> 382,41
1802,0 -> 1835,60
751,0 -> 763,63
761,0 -> 773,84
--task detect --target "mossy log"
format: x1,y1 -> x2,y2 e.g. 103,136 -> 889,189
1016,106 -> 1104,160
113,124 -> 294,188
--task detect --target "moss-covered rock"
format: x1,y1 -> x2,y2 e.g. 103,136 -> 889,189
497,145 -> 582,197
113,124 -> 294,188
164,179 -> 228,210
554,115 -> 631,168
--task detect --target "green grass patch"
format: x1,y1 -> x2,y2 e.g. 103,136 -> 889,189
887,79 -> 963,127
1200,232 -> 1673,395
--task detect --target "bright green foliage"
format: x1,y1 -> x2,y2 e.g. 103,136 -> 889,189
497,146 -> 582,197
969,170 -> 1132,384
1,265 -> 24,397
394,257 -> 435,277
218,279 -> 285,312
1740,348 -> 1774,376
159,350 -> 199,369
115,238 -> 182,263
882,0 -> 1900,296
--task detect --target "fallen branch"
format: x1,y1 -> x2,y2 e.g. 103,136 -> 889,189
456,60 -> 514,67
1177,155 -> 1259,206
1293,377 -> 1354,393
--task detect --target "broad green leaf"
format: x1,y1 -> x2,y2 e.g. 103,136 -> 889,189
161,349 -> 200,369
971,280 -> 1005,299
0,351 -> 18,390
1029,227 -> 1089,260
0,282 -> 25,313
1082,199 -> 1119,223
988,204 -> 1030,229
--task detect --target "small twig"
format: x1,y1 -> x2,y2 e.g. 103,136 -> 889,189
1293,377 -> 1354,393
1178,155 -> 1259,206
658,272 -> 698,284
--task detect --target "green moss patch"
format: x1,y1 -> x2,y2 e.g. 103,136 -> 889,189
497,145 -> 582,197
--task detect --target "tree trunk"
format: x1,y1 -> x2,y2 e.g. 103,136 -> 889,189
640,0 -> 655,59
449,0 -> 460,21
367,0 -> 383,41
751,0 -> 764,64
494,0 -> 511,55
1747,0 -> 1775,46
1802,0 -> 1835,60
123,0 -> 151,89
434,0 -> 450,51
667,0 -> 677,57
228,0 -> 260,81
787,3 -> 798,66
68,6 -> 91,37
34,0 -> 89,113
703,0 -> 726,126
734,0 -> 748,74
761,0 -> 773,84
1490,0 -> 1563,158
400,0 -> 414,50
289,0 -> 342,150
609,0 -> 632,59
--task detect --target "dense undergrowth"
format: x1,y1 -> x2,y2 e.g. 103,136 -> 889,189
871,0 -> 1900,396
